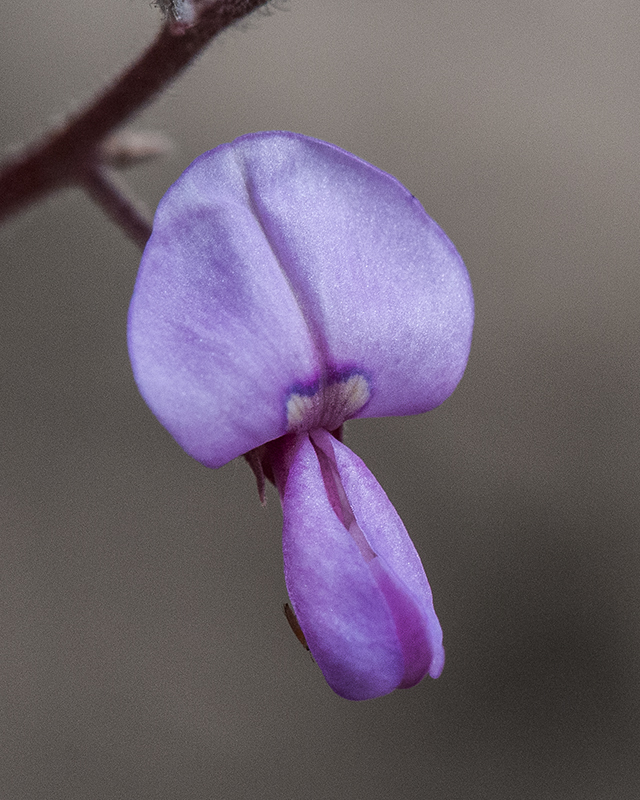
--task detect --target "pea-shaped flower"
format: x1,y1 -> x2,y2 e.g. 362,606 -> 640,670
128,131 -> 473,700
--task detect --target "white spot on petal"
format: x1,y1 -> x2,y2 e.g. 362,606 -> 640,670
286,374 -> 370,432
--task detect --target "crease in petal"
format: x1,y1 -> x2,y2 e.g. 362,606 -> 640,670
310,428 -> 444,681
277,433 -> 403,700
274,430 -> 444,700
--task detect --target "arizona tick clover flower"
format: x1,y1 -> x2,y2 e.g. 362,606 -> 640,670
128,131 -> 473,700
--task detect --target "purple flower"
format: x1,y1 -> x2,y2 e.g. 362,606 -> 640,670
128,131 -> 473,700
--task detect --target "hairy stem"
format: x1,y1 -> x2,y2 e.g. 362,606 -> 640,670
0,0 -> 270,238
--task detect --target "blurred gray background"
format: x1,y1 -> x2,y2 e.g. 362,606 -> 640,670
1,1 -> 639,798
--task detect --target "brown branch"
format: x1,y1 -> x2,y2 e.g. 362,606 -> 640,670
0,0 -> 270,227
81,164 -> 154,250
